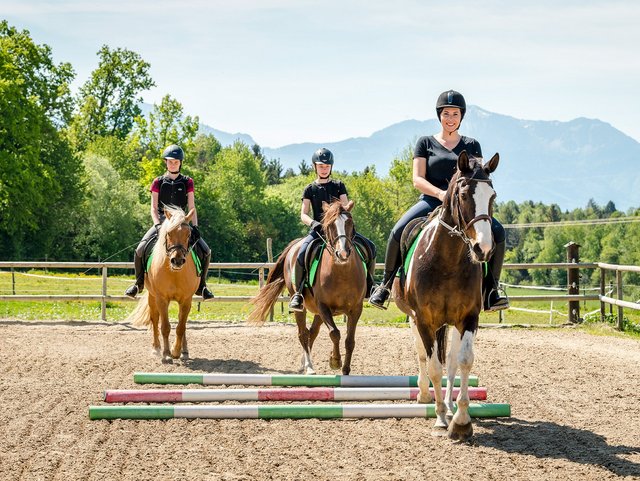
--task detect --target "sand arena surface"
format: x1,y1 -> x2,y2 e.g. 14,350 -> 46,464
1,320 -> 639,480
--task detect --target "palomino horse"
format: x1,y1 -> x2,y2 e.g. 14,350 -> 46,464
249,201 -> 366,375
393,151 -> 499,441
127,206 -> 200,363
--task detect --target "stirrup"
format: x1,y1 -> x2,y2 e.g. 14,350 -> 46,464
198,286 -> 214,301
288,292 -> 305,313
484,288 -> 510,312
369,285 -> 391,311
124,284 -> 140,299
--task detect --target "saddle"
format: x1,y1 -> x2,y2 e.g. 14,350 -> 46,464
299,237 -> 370,290
397,217 -> 430,287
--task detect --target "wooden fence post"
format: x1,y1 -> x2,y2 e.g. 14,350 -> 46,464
565,242 -> 580,323
616,270 -> 624,330
599,267 -> 605,322
101,265 -> 108,321
266,238 -> 274,322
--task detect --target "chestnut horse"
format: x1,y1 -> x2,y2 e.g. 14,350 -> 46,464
127,206 -> 200,363
249,201 -> 366,375
393,151 -> 499,441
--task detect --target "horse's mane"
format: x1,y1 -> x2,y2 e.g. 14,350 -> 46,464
321,200 -> 348,230
153,205 -> 187,257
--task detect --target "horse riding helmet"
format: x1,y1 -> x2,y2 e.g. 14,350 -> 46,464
436,90 -> 466,121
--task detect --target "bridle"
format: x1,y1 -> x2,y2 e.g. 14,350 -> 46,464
164,222 -> 192,257
438,175 -> 493,247
318,213 -> 355,258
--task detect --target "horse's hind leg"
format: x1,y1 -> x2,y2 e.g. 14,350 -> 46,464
342,305 -> 362,375
428,326 -> 448,430
172,300 -> 192,360
448,328 -> 475,442
318,304 -> 341,370
295,311 -> 315,375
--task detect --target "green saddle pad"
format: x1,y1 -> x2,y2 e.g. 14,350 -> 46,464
146,249 -> 202,276
296,244 -> 367,288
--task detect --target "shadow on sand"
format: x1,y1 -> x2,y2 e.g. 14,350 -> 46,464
474,418 -> 640,478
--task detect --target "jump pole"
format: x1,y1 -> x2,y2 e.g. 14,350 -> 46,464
104,386 -> 488,403
89,402 -> 510,420
133,372 -> 479,388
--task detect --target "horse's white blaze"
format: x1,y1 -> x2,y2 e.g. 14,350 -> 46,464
335,213 -> 349,259
406,218 -> 437,292
472,183 -> 495,256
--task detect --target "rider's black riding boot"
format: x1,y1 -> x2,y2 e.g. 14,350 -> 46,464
125,252 -> 145,298
195,243 -> 214,301
369,236 -> 401,310
289,261 -> 306,312
484,240 -> 509,311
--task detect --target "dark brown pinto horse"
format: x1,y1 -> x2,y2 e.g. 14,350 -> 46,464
393,151 -> 499,441
127,206 -> 200,363
249,201 -> 366,375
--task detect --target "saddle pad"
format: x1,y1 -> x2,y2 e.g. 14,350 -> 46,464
146,248 -> 201,277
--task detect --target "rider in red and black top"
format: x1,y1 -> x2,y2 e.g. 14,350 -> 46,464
288,148 -> 376,312
124,144 -> 214,300
369,90 -> 508,312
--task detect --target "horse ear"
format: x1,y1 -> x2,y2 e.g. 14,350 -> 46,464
165,209 -> 172,220
483,153 -> 499,174
185,208 -> 196,223
457,150 -> 472,173
322,201 -> 330,212
345,200 -> 354,212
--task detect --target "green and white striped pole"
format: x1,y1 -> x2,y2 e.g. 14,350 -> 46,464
89,402 -> 510,420
133,372 -> 479,387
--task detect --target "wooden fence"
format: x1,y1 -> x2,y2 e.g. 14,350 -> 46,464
1,254 -> 638,330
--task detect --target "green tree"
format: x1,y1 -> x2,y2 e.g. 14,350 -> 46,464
0,21 -> 82,259
133,94 -> 199,188
69,45 -> 154,149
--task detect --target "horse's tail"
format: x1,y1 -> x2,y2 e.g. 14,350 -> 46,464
127,291 -> 151,328
247,239 -> 298,326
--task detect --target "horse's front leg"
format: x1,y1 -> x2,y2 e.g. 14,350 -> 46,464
295,310 -> 315,375
428,326 -> 448,430
318,304 -> 341,370
445,327 -> 462,418
342,304 -> 362,376
409,318 -> 432,405
155,298 -> 172,363
448,328 -> 475,442
172,299 -> 192,360
148,294 -> 161,357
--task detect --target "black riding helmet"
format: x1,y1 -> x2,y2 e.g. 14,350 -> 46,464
312,147 -> 334,165
162,144 -> 184,173
436,90 -> 466,121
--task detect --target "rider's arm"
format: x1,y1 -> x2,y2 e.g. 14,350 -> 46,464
151,191 -> 161,225
339,193 -> 349,207
300,199 -> 314,227
187,191 -> 198,226
413,157 -> 446,202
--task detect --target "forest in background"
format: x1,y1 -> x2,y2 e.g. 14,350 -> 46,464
2,20 -> 640,289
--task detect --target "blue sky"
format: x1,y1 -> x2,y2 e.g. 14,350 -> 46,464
3,0 -> 639,147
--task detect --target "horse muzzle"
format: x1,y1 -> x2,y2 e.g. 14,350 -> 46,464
170,255 -> 187,270
470,240 -> 494,263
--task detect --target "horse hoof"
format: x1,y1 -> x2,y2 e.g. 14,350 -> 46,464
180,353 -> 189,361
161,356 -> 173,364
431,426 -> 449,437
448,421 -> 473,442
417,394 -> 431,404
305,368 -> 316,375
329,357 -> 342,370
341,367 -> 351,376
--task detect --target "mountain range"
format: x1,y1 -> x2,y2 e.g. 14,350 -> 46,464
193,106 -> 640,211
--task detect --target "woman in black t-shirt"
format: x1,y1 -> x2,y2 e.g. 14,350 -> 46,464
369,90 -> 508,311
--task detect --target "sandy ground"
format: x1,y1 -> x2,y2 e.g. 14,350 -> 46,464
1,319 -> 639,481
